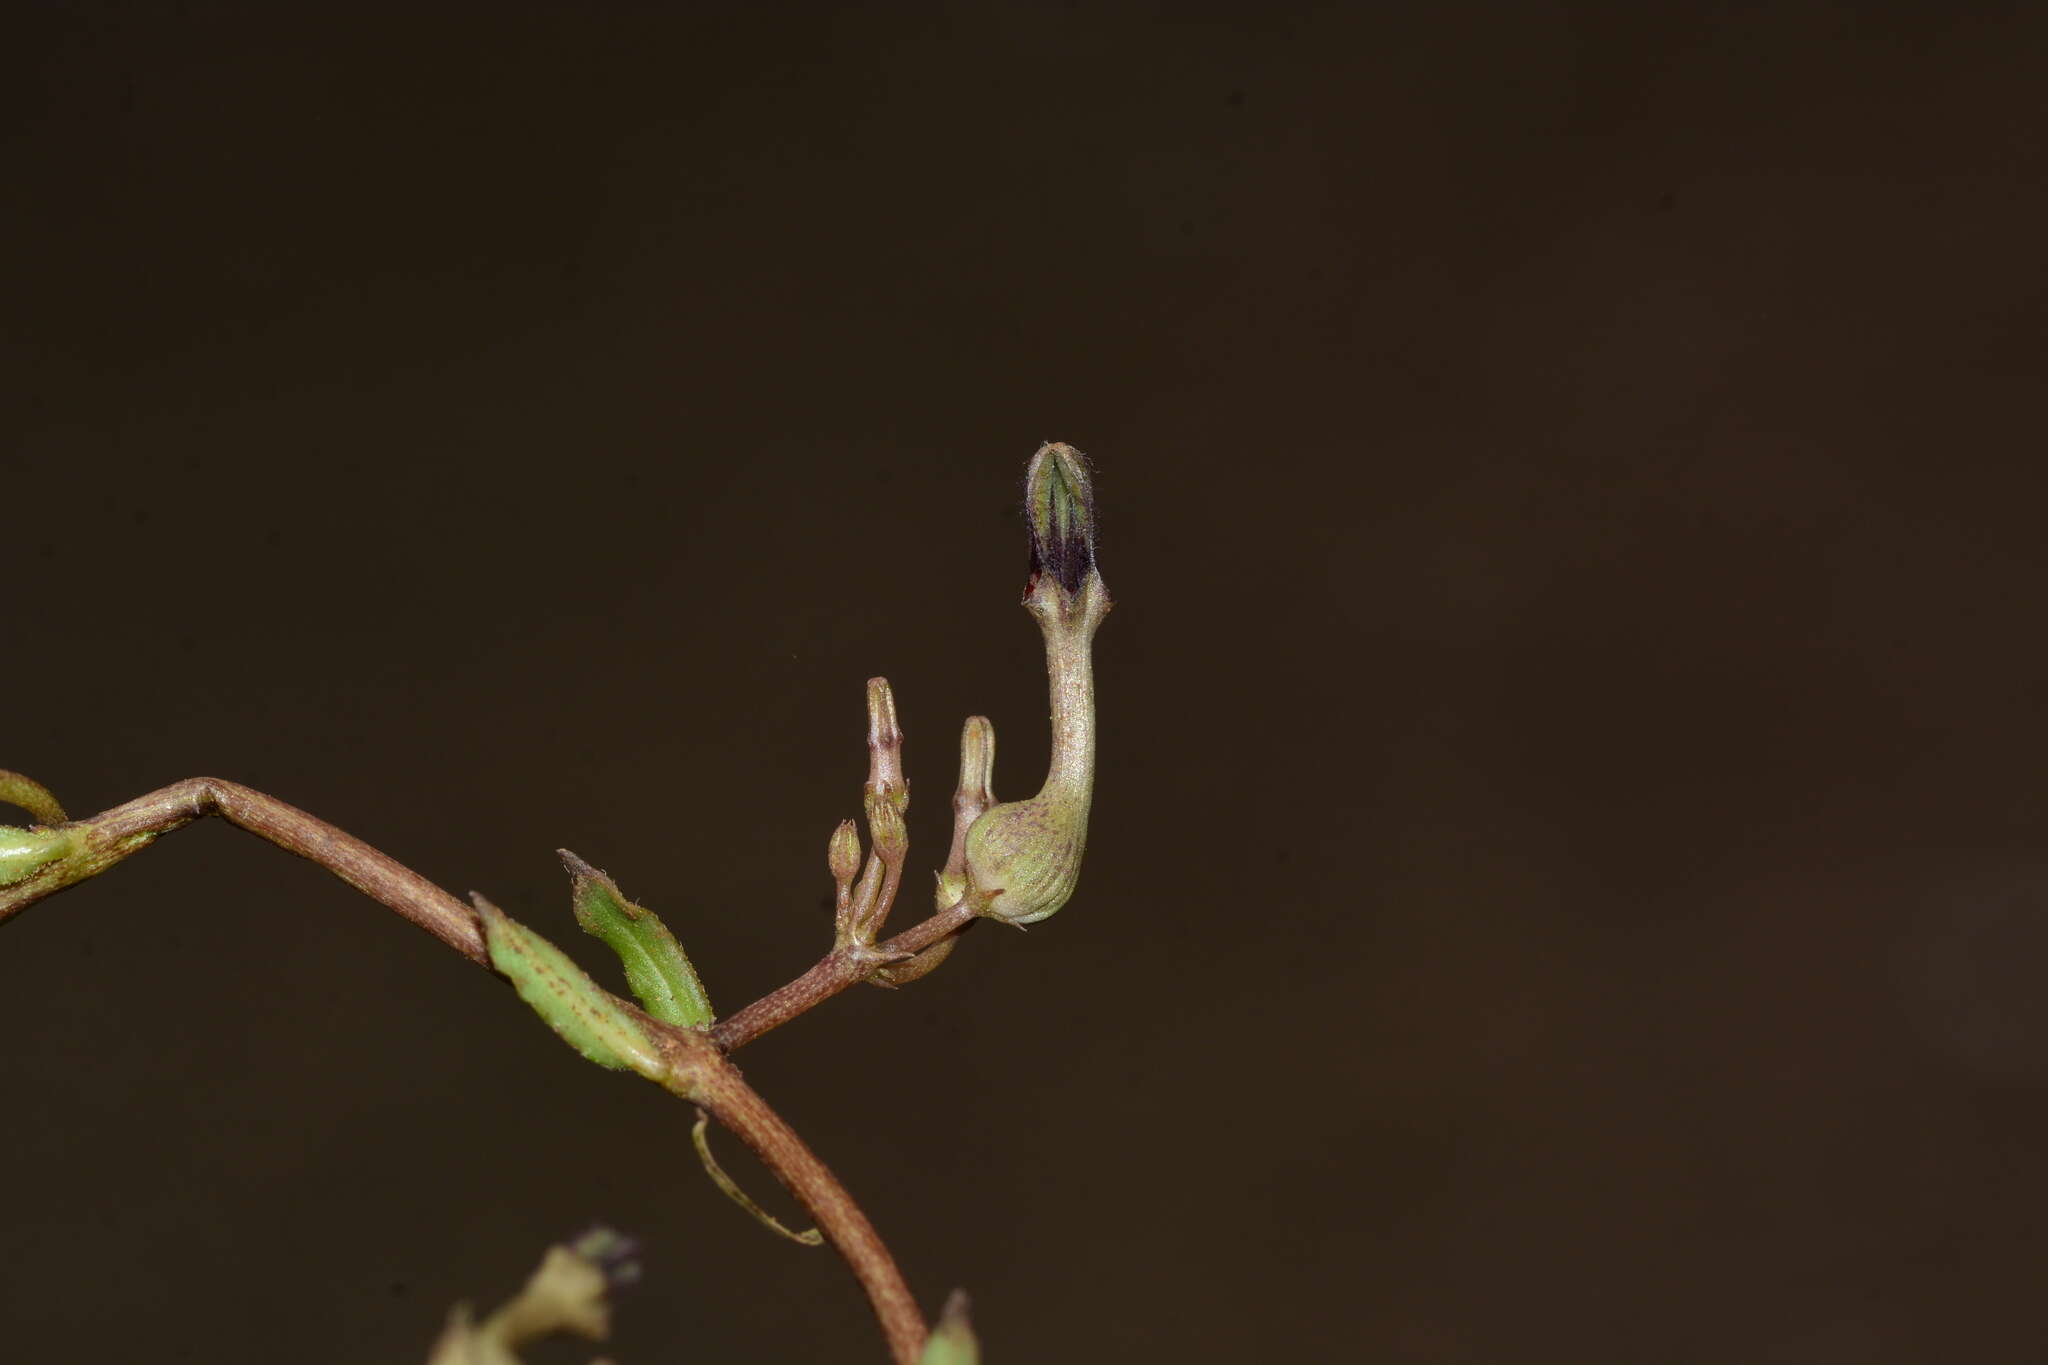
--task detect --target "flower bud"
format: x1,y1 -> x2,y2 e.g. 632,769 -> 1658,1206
961,443 -> 1109,925
843,676 -> 911,946
1024,441 -> 1096,599
828,818 -> 862,885
863,788 -> 909,864
935,716 -> 995,910
864,676 -> 907,814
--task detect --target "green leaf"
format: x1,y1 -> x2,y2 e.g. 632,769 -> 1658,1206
561,850 -> 714,1029
0,824 -> 74,887
475,894 -> 668,1081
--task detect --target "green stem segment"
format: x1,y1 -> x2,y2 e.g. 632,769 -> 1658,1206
0,769 -> 68,826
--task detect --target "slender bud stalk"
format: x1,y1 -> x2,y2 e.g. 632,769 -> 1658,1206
0,769 -> 67,827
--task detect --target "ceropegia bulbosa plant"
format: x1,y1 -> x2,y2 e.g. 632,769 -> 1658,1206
0,441 -> 1109,1364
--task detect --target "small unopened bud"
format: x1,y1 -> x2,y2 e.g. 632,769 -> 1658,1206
846,788 -> 908,945
878,714 -> 980,987
828,819 -> 862,885
936,716 -> 996,910
865,676 -> 907,810
962,443 -> 1109,925
842,676 -> 911,947
829,818 -> 864,943
864,788 -> 909,862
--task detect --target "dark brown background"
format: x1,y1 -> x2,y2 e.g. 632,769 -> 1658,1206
8,3 -> 2048,1361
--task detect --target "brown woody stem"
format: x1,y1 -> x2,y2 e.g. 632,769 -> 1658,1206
0,778 -> 487,961
0,777 -> 941,1363
666,1035 -> 926,1364
712,906 -> 975,1051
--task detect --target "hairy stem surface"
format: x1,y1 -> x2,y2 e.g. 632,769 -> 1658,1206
671,1035 -> 926,1363
712,906 -> 975,1050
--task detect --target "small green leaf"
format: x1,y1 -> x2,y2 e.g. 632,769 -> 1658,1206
561,850 -> 714,1029
919,1291 -> 980,1365
475,894 -> 668,1081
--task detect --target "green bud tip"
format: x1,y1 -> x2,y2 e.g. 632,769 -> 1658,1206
1026,442 -> 1098,599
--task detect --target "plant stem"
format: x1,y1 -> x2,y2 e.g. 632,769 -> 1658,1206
664,1028 -> 926,1364
0,777 -> 976,1048
711,906 -> 975,1051
0,777 -> 487,962
0,778 -> 942,1361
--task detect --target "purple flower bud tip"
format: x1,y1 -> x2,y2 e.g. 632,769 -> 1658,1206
1025,442 -> 1098,597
